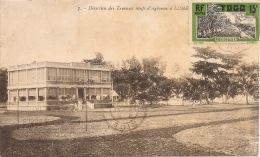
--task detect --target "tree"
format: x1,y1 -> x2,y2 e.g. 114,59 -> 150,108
190,47 -> 242,103
158,78 -> 175,102
83,52 -> 108,65
122,56 -> 142,72
197,4 -> 228,38
235,62 -> 259,104
142,57 -> 166,76
140,57 -> 166,105
113,68 -> 143,100
113,56 -> 167,105
137,74 -> 166,105
171,78 -> 188,99
0,68 -> 8,104
113,57 -> 143,101
181,77 -> 214,105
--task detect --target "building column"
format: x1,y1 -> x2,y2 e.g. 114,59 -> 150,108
89,88 -> 91,100
8,90 -> 10,103
45,88 -> 47,103
7,90 -> 10,110
26,89 -> 28,102
101,88 -> 103,100
83,88 -> 86,101
17,89 -> 19,102
76,88 -> 79,100
100,71 -> 102,83
17,89 -> 19,110
44,88 -> 48,110
57,87 -> 59,100
36,88 -> 39,106
26,69 -> 28,85
26,89 -> 29,111
17,71 -> 19,86
36,64 -> 38,83
45,67 -> 47,82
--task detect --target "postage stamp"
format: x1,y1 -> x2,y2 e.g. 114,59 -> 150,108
190,1 -> 259,42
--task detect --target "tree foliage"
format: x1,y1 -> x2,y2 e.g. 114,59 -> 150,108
234,62 -> 259,104
82,50 -> 258,106
113,56 -> 167,105
142,57 -> 166,76
83,52 -> 109,65
189,47 -> 258,104
197,4 -> 229,38
190,47 -> 243,103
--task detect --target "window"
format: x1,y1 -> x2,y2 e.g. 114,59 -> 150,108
96,88 -> 101,95
9,71 -> 18,84
71,88 -> 77,95
37,68 -> 45,81
85,70 -> 89,79
57,88 -> 71,101
58,68 -> 70,81
71,88 -> 77,100
71,69 -> 76,82
76,69 -> 84,81
10,90 -> 18,102
27,69 -> 36,82
18,70 -> 26,83
38,88 -> 45,101
19,89 -> 26,102
91,95 -> 96,100
102,71 -> 110,82
89,88 -> 95,100
89,88 -> 101,100
28,88 -> 36,101
48,88 -> 57,100
47,68 -> 57,81
58,88 -> 65,95
65,88 -> 71,95
103,88 -> 110,100
103,88 -> 110,95
96,88 -> 101,100
90,70 -> 101,83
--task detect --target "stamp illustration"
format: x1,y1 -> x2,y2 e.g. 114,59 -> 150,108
192,2 -> 259,42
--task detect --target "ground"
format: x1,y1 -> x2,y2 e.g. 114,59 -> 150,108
0,103 -> 258,156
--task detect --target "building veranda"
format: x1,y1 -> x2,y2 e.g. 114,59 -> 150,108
7,61 -> 112,111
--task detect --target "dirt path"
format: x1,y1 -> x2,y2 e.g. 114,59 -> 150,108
175,119 -> 258,155
0,105 -> 258,156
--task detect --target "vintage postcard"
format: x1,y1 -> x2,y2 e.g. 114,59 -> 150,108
0,0 -> 259,156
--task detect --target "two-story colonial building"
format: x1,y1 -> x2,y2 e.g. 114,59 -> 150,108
7,61 -> 112,111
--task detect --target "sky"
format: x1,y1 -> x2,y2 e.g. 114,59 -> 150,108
0,0 -> 259,77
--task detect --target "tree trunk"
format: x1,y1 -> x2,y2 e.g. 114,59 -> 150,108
246,94 -> 249,105
222,94 -> 226,103
244,85 -> 249,105
245,91 -> 249,105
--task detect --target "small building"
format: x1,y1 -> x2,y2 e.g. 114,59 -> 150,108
7,61 -> 112,111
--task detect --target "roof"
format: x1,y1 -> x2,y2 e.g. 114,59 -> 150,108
112,90 -> 119,96
8,61 -> 112,71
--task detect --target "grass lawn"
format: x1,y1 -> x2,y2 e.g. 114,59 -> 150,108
0,103 -> 258,156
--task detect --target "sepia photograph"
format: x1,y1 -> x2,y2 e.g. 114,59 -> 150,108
0,0 -> 259,156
